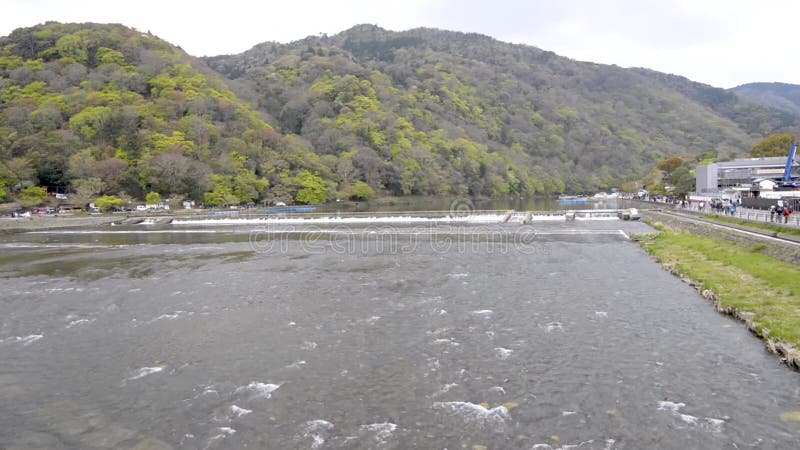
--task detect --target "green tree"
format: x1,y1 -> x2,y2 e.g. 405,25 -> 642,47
0,181 -> 9,202
2,157 -> 36,186
351,180 -> 375,200
145,191 -> 162,204
294,170 -> 328,204
751,133 -> 796,158
20,185 -> 48,207
94,195 -> 124,211
203,175 -> 239,207
671,166 -> 695,197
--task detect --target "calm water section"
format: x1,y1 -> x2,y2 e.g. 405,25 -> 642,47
0,220 -> 798,449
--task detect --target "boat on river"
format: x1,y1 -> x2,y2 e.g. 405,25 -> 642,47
262,206 -> 316,214
558,195 -> 588,205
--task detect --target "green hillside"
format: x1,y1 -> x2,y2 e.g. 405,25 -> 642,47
0,22 -> 331,206
205,25 -> 797,195
731,82 -> 800,118
1,22 -> 797,207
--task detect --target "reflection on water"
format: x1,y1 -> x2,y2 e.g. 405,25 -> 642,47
1,220 -> 799,449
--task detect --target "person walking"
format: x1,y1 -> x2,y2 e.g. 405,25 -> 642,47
770,205 -> 776,222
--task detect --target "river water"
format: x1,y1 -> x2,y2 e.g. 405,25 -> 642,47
0,218 -> 798,449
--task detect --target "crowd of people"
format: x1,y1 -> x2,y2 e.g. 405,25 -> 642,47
770,204 -> 793,223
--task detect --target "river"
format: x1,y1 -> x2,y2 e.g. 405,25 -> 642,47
0,217 -> 798,449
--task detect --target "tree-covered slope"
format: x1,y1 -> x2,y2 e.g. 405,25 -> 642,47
0,22 -> 332,206
731,82 -> 800,118
205,25 -> 797,195
2,23 -> 797,205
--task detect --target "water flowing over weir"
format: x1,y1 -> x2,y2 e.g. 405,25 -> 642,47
1,219 -> 799,449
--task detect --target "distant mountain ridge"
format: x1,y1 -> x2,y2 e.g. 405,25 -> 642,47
731,82 -> 800,117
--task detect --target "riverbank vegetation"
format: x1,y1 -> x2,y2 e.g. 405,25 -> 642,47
638,227 -> 800,350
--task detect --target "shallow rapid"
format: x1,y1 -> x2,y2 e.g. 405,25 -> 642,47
1,219 -> 798,449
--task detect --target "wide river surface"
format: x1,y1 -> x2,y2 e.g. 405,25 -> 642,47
0,217 -> 798,449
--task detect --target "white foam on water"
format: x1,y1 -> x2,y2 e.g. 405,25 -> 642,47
531,439 -> 611,449
471,309 -> 494,317
359,422 -> 397,442
229,405 -> 252,418
433,338 -> 460,347
6,334 -> 44,345
657,401 -> 724,432
365,316 -> 381,324
448,273 -> 469,278
286,360 -> 307,369
657,401 -> 686,412
679,414 -> 699,425
236,381 -> 280,399
21,334 -> 44,345
173,214 -> 507,226
128,366 -> 163,380
595,311 -> 608,318
301,341 -> 318,350
426,327 -> 450,336
66,318 -> 95,328
426,357 -> 441,373
488,386 -> 506,395
543,322 -> 563,332
303,420 -> 334,450
432,401 -> 509,426
703,417 -> 725,432
147,311 -> 185,323
437,309 -> 448,315
494,347 -> 513,359
433,383 -> 458,397
562,411 -> 577,416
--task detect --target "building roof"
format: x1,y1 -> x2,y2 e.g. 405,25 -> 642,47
715,157 -> 793,169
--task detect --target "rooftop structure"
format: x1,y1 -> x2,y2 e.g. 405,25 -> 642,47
695,157 -> 799,194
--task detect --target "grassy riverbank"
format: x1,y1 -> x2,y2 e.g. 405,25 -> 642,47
637,226 -> 800,350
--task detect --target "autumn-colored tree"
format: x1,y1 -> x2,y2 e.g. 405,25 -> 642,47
656,157 -> 684,181
751,133 -> 796,158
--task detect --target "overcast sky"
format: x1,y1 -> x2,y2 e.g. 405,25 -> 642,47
1,0 -> 797,88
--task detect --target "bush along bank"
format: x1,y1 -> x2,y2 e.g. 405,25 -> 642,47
634,224 -> 800,370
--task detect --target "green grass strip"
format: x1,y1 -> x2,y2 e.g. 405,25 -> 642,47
639,229 -> 800,347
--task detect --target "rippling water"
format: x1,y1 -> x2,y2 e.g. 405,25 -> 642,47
1,219 -> 799,449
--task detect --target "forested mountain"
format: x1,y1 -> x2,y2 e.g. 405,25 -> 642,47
205,25 -> 796,195
731,82 -> 800,118
1,22 -> 797,206
0,22 -> 331,206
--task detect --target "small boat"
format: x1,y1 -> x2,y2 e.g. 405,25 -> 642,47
262,206 -> 316,214
558,195 -> 588,205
